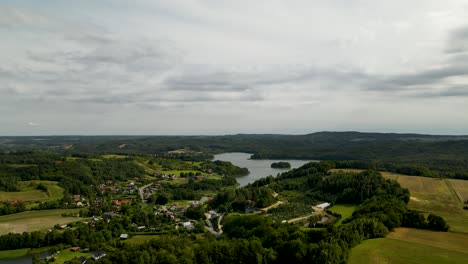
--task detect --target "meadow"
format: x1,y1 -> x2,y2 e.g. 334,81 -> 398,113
0,209 -> 82,234
328,204 -> 356,225
348,228 -> 468,264
0,181 -> 63,204
333,169 -> 468,263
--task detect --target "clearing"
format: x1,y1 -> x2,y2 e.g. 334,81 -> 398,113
328,204 -> 356,225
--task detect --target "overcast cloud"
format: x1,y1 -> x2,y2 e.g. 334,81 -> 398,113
1,0 -> 468,135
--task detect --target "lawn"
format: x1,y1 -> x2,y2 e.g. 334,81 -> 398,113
328,204 -> 356,225
53,249 -> 92,263
0,209 -> 82,234
348,228 -> 468,264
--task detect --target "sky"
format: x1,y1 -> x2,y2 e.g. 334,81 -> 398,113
1,0 -> 468,135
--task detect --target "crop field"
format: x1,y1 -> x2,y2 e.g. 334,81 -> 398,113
0,181 -> 64,203
448,179 -> 468,202
331,169 -> 468,233
348,228 -> 468,264
328,204 -> 356,225
0,209 -> 82,234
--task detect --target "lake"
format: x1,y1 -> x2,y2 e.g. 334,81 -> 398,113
213,152 -> 314,187
0,257 -> 31,264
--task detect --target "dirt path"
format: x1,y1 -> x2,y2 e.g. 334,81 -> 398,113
259,201 -> 284,212
287,214 -> 315,224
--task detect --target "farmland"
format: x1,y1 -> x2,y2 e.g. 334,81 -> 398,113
348,228 -> 468,264
0,181 -> 63,204
331,169 -> 468,233
0,209 -> 82,234
337,168 -> 468,263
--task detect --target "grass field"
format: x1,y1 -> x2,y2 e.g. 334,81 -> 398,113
54,249 -> 91,263
348,228 -> 468,264
331,169 -> 468,233
328,204 -> 356,225
0,248 -> 29,259
125,235 -> 159,246
448,179 -> 468,202
0,209 -> 82,234
0,181 -> 64,204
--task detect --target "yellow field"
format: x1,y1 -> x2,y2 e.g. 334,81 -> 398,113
448,179 -> 468,202
0,209 -> 82,234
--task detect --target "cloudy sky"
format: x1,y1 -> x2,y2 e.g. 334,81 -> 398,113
1,0 -> 468,135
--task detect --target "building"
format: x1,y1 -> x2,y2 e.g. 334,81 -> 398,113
92,251 -> 106,261
315,202 -> 331,209
120,234 -> 128,240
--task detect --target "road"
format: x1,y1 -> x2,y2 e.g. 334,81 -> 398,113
204,213 -> 224,237
138,183 -> 154,203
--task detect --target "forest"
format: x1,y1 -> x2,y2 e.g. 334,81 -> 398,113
2,132 -> 468,179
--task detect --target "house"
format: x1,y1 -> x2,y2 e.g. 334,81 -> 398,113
120,234 -> 128,240
102,212 -> 119,219
315,202 -> 331,209
182,221 -> 194,230
92,251 -> 106,261
71,246 -> 80,252
73,195 -> 81,202
114,199 -> 132,206
10,200 -> 23,206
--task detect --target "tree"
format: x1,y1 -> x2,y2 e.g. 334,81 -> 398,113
156,194 -> 169,205
427,214 -> 449,231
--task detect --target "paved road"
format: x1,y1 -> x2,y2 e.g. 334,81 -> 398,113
138,183 -> 154,203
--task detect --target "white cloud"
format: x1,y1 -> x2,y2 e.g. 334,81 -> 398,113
0,0 -> 468,135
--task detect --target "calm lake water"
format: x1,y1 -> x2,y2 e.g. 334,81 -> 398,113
0,256 -> 31,264
213,152 -> 314,187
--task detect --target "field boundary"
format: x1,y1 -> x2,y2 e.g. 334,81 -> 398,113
444,179 -> 463,203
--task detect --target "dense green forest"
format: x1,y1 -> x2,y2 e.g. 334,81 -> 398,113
2,132 -> 468,179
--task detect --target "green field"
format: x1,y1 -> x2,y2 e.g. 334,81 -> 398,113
0,181 -> 64,204
331,169 -> 468,234
0,248 -> 29,259
348,228 -> 468,264
125,235 -> 159,246
328,204 -> 356,225
54,249 -> 92,263
0,209 -> 82,234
